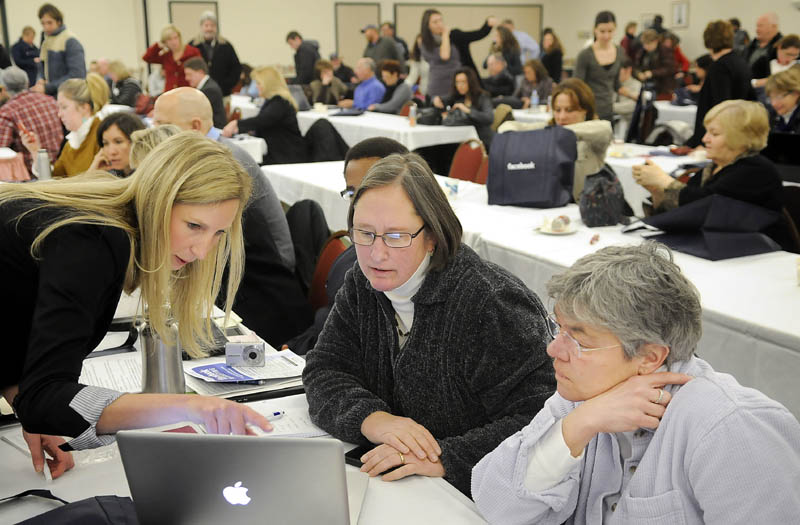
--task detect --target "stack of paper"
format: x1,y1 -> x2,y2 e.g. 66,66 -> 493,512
182,352 -> 305,399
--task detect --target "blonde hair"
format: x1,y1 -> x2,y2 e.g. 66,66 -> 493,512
0,132 -> 252,358
129,124 -> 181,169
765,66 -> 800,96
251,66 -> 297,110
58,73 -> 109,115
108,60 -> 131,81
703,100 -> 769,153
160,24 -> 182,44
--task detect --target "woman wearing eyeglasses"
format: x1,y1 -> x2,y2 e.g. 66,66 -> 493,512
302,153 -> 555,496
472,243 -> 800,524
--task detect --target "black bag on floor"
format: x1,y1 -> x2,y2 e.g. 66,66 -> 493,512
487,126 -> 577,208
579,164 -> 633,226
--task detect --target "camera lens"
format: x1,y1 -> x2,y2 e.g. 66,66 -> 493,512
248,351 -> 258,360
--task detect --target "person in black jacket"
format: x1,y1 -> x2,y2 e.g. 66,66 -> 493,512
302,152 -> 555,496
107,60 -> 142,108
0,132 -> 273,479
540,28 -> 563,82
286,31 -> 320,85
743,13 -> 782,72
11,26 -> 39,87
330,53 -> 356,85
687,20 -> 754,147
222,66 -> 308,164
634,100 -> 783,216
184,57 -> 227,129
482,53 -> 515,98
187,11 -> 242,97
433,66 -> 495,148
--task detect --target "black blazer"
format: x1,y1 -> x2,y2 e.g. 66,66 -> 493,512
187,37 -> 242,96
236,95 -> 308,164
200,77 -> 228,129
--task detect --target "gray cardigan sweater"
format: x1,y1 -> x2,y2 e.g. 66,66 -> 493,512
473,356 -> 800,524
303,245 -> 556,496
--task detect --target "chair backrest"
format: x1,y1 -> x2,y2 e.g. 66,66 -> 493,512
475,155 -> 489,184
305,119 -> 349,162
399,101 -> 413,117
309,231 -> 350,311
625,84 -> 658,144
448,139 -> 485,182
285,200 -> 330,295
491,103 -> 514,132
781,185 -> 800,252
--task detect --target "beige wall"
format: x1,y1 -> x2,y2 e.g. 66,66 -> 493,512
8,1 -> 798,85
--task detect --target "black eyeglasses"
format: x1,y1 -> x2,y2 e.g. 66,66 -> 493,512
350,224 -> 425,248
340,187 -> 355,200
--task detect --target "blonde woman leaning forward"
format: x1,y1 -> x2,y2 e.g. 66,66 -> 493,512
222,66 -> 307,164
21,73 -> 126,177
0,132 -> 273,480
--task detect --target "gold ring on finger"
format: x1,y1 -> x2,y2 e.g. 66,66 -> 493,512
398,452 -> 405,465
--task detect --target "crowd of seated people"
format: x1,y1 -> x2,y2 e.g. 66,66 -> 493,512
2,6 -> 800,520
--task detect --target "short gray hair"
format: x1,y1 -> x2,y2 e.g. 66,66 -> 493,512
359,57 -> 376,73
546,242 -> 702,366
200,10 -> 217,24
0,66 -> 30,95
347,153 -> 462,271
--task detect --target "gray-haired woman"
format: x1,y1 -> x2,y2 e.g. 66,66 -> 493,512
302,153 -> 555,496
472,243 -> 800,524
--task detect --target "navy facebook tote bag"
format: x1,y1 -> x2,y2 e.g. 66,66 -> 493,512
487,126 -> 577,208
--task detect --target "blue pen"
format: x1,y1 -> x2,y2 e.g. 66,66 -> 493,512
266,410 -> 284,421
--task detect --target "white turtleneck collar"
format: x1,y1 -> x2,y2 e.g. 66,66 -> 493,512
384,252 -> 432,341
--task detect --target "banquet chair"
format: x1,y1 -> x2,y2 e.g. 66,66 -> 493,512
781,186 -> 800,253
309,231 -> 350,311
286,200 -> 330,295
448,139 -> 485,182
475,155 -> 489,185
399,101 -> 414,117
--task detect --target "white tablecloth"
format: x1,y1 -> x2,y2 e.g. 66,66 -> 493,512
296,110 -> 479,150
230,94 -> 260,119
0,396 -> 485,524
654,101 -> 697,127
262,161 -> 800,418
606,143 -> 694,217
228,134 -> 267,164
512,108 -> 551,124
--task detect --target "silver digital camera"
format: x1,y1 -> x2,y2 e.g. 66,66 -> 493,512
225,342 -> 266,367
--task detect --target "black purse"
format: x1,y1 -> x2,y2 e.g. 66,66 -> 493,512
442,108 -> 472,126
416,107 -> 442,125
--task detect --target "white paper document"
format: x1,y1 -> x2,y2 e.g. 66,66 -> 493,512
79,353 -> 142,393
247,395 -> 328,438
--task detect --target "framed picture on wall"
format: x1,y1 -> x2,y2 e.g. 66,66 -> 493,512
671,1 -> 689,29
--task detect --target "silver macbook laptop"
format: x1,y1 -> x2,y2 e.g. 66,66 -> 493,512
118,431 -> 362,525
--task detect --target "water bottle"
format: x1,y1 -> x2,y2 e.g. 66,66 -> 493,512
530,90 -> 540,111
35,149 -> 51,180
140,322 -> 185,394
408,104 -> 417,127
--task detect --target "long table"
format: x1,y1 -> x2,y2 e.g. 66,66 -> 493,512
296,110 -> 479,150
0,400 -> 485,524
262,161 -> 800,418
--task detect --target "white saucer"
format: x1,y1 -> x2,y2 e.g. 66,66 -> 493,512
535,224 -> 578,235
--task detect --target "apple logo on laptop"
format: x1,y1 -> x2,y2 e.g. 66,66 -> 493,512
222,481 -> 251,505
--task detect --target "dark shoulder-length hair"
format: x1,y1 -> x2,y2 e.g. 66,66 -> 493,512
449,67 -> 485,104
420,9 -> 441,52
96,112 -> 146,146
347,153 -> 462,271
496,25 -> 521,56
